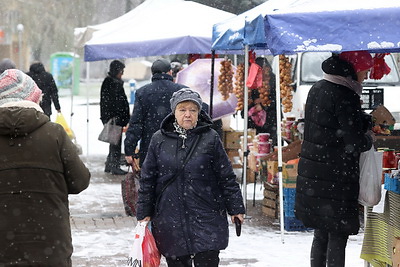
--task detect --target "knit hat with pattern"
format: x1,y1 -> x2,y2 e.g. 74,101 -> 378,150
0,69 -> 42,105
170,88 -> 202,112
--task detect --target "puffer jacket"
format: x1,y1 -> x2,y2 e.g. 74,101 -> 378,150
0,104 -> 90,266
295,55 -> 373,235
136,111 -> 245,258
26,62 -> 61,117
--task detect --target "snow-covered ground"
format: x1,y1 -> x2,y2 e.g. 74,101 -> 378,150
58,85 -> 367,266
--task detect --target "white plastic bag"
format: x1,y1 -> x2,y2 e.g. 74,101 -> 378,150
358,147 -> 383,206
126,221 -> 147,267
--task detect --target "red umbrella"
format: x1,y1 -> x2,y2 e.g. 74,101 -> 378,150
176,58 -> 238,120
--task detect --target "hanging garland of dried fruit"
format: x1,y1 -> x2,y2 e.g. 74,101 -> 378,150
279,55 -> 294,113
258,65 -> 272,107
218,59 -> 234,101
234,63 -> 245,111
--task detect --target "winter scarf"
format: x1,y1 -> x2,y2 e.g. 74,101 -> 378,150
173,121 -> 188,148
323,73 -> 363,96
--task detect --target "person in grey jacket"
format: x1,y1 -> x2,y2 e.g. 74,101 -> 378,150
136,88 -> 245,267
0,69 -> 90,266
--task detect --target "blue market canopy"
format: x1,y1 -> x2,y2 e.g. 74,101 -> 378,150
212,0 -> 400,55
75,0 -> 235,62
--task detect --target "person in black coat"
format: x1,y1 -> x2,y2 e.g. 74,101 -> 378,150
295,51 -> 375,267
124,59 -> 187,168
136,88 -> 245,267
26,61 -> 61,117
100,60 -> 130,175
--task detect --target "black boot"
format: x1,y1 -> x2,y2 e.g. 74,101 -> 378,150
104,165 -> 111,173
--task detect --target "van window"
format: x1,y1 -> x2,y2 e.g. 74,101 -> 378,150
300,52 -> 400,85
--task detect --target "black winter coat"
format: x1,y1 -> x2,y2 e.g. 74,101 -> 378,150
136,111 -> 245,258
100,75 -> 130,127
124,73 -> 186,165
26,62 -> 61,117
295,55 -> 373,235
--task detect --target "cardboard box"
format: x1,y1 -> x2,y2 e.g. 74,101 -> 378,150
371,105 -> 395,126
283,163 -> 298,188
224,131 -> 243,149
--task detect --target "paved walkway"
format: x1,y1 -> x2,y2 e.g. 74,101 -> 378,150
69,155 -> 277,266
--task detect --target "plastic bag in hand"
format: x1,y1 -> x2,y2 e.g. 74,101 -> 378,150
142,226 -> 161,267
359,147 -> 383,206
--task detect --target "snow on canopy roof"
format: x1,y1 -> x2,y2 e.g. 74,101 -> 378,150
212,0 -> 400,55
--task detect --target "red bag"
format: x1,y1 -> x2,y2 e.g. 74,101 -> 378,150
121,167 -> 140,217
246,50 -> 263,89
142,226 -> 161,267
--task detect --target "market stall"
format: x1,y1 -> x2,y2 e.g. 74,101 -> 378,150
211,0 -> 400,245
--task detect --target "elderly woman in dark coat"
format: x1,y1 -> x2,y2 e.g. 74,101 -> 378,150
136,88 -> 245,267
295,51 -> 374,267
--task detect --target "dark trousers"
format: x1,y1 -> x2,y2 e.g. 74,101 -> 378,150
106,137 -> 122,168
311,229 -> 349,267
165,250 -> 220,267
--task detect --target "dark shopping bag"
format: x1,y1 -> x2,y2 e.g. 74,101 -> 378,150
121,166 -> 140,217
98,117 -> 122,145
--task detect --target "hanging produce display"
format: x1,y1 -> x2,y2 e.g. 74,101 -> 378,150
216,54 -> 279,113
279,55 -> 294,113
258,64 -> 272,107
218,59 -> 234,101
233,63 -> 245,111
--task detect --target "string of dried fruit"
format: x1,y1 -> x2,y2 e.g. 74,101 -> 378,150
258,65 -> 272,107
279,55 -> 293,113
218,59 -> 234,101
234,63 -> 245,111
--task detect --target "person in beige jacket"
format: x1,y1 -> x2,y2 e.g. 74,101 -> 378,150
0,69 -> 91,266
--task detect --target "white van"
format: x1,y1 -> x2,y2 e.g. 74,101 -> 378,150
275,52 -> 400,128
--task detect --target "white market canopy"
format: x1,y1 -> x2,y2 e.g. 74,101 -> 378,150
74,0 -> 235,61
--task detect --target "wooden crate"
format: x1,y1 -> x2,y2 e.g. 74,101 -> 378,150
262,182 -> 279,218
